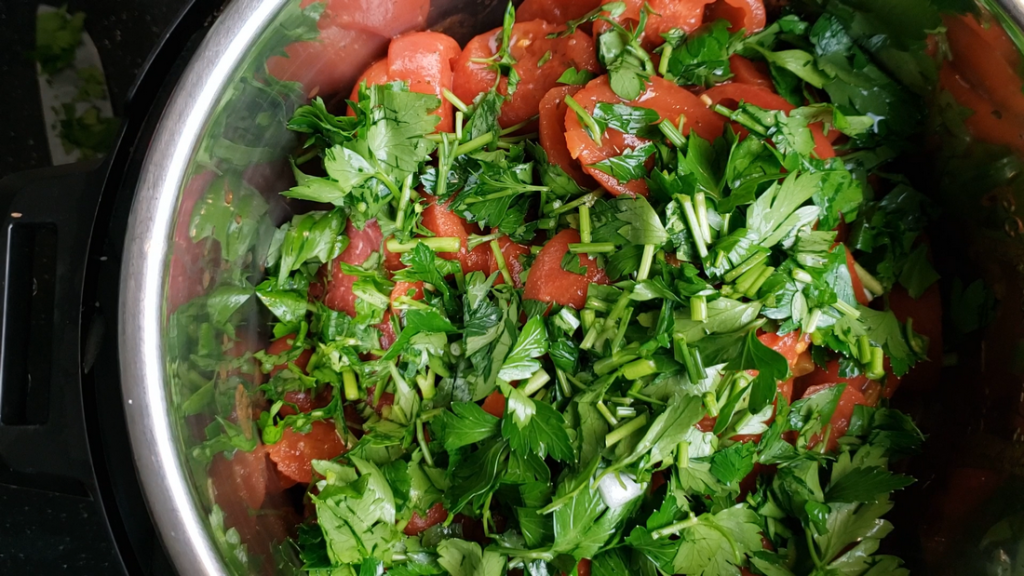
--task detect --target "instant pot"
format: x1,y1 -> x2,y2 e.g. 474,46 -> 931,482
2,0 -> 1024,574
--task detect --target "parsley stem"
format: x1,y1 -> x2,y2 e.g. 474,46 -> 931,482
469,232 -> 502,252
791,267 -> 814,284
721,213 -> 731,236
690,295 -> 708,322
734,262 -> 767,295
678,195 -> 708,258
796,252 -> 827,268
596,352 -> 639,376
455,111 -> 464,141
703,391 -> 719,418
454,132 -> 496,156
857,335 -> 872,363
442,88 -> 469,113
658,120 -> 686,148
677,340 -> 704,383
596,401 -> 619,426
579,204 -> 592,243
580,319 -> 603,350
852,260 -> 883,297
610,307 -> 633,352
606,413 -> 648,448
416,369 -> 437,400
549,188 -> 605,216
581,308 -> 597,330
522,369 -> 551,396
499,132 -> 539,143
615,406 -> 636,419
694,192 -> 712,243
636,244 -> 656,282
565,94 -> 603,146
500,116 -> 539,136
677,441 -> 689,469
658,43 -> 673,77
724,250 -> 769,283
569,242 -> 616,254
538,217 -> 557,229
622,358 -> 656,380
342,368 -> 359,402
386,237 -> 461,253
393,174 -> 414,233
743,265 -> 774,298
866,346 -> 885,380
294,148 -> 319,166
556,367 -> 573,397
466,185 -> 550,205
416,420 -> 435,468
650,514 -> 699,540
489,240 -> 514,287
805,527 -> 823,567
832,299 -> 860,319
805,308 -> 822,334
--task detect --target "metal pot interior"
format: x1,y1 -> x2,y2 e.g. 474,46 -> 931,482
120,0 -> 1024,573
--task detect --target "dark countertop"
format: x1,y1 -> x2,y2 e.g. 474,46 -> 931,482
0,2 -> 190,572
0,0 -> 185,177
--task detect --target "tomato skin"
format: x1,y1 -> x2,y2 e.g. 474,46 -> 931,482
265,420 -> 347,484
795,359 -> 878,400
319,220 -> 384,317
349,32 -> 462,132
728,54 -> 772,88
944,14 -> 1024,120
565,75 -> 724,196
576,559 -> 592,576
539,85 -> 596,187
209,444 -> 269,513
268,27 -> 389,99
391,281 -> 425,306
705,0 -> 767,35
481,390 -> 507,418
169,171 -> 220,315
420,195 -> 491,273
488,236 -> 531,288
594,0 -> 715,49
312,0 -> 429,38
377,310 -> 399,350
940,64 -> 1024,155
404,502 -> 449,535
523,229 -> 609,309
757,330 -> 810,371
452,20 -> 600,129
701,83 -> 835,158
517,0 -> 603,26
801,383 -> 869,453
889,283 -> 943,392
845,247 -> 871,306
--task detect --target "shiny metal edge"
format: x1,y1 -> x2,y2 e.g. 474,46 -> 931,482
118,0 -> 289,574
1001,0 -> 1024,24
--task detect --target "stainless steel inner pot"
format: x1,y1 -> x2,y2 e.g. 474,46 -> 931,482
118,0 -> 1024,574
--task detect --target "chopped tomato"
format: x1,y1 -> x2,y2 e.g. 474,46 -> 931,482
594,0 -> 715,49
312,0 -> 429,38
382,236 -> 406,272
319,220 -> 384,317
523,229 -> 609,309
944,15 -> 1024,120
452,20 -> 600,129
757,330 -> 810,371
268,27 -> 389,99
701,83 -> 835,158
576,559 -> 592,576
795,359 -> 876,400
704,0 -> 767,35
517,0 -> 603,26
280,389 -> 333,417
488,236 -> 531,288
404,502 -> 449,535
265,333 -> 313,376
801,383 -> 869,453
844,246 -> 871,305
266,420 -> 347,484
349,32 -> 462,133
421,195 -> 491,273
939,64 -> 1024,155
482,390 -> 507,418
391,281 -> 426,306
889,283 -> 943,392
728,54 -> 773,89
539,85 -> 596,187
565,75 -> 724,196
209,444 -> 269,512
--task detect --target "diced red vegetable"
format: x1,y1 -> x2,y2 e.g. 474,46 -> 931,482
404,502 -> 449,535
523,229 -> 609,309
728,54 -> 773,88
517,0 -> 603,26
312,0 -> 429,38
565,75 -> 724,196
452,20 -> 600,129
481,390 -> 507,418
539,85 -> 596,187
801,383 -> 869,453
421,195 -> 491,273
594,0 -> 715,49
319,220 -> 384,317
265,420 -> 347,484
267,27 -> 389,99
704,0 -> 767,35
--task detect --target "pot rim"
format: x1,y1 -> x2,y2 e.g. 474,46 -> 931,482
119,0 -> 289,573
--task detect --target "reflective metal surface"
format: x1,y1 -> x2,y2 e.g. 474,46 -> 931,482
119,0 -> 1024,574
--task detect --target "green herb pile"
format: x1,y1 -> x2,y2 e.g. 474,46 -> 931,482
171,0 -> 966,574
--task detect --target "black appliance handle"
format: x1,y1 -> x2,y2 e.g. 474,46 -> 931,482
0,161 -> 105,497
